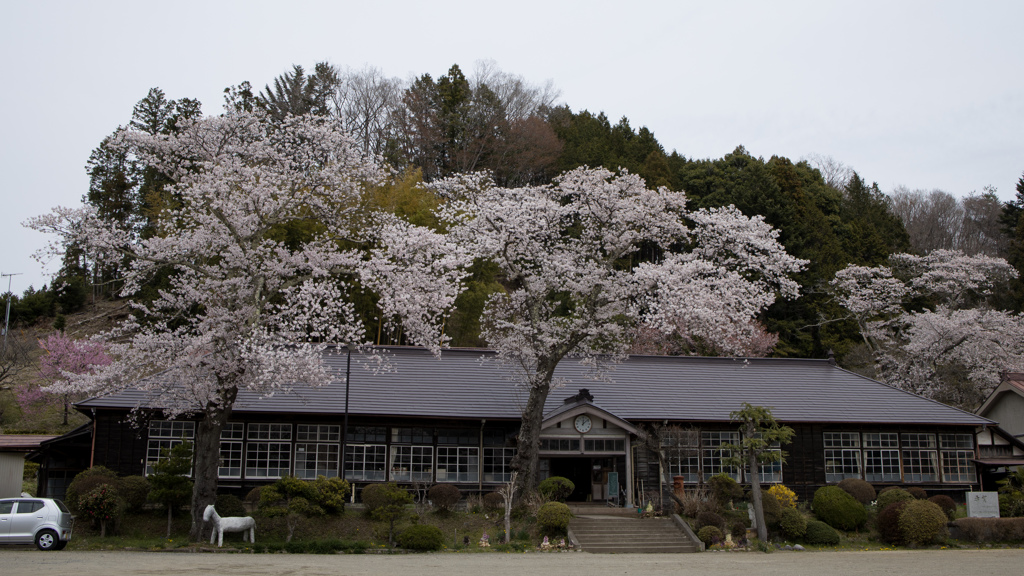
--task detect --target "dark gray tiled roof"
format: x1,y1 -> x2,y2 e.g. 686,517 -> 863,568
78,347 -> 990,426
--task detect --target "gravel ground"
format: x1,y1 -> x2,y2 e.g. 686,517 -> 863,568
2,549 -> 1024,576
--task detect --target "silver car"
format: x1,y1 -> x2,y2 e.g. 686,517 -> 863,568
0,498 -> 74,550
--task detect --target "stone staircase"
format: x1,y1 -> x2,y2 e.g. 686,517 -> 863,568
568,505 -> 701,554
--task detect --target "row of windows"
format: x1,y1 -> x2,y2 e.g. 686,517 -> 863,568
146,421 -> 517,483
662,431 -> 783,484
823,432 -> 976,484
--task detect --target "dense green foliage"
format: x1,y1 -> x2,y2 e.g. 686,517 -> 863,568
876,487 -> 914,512
812,486 -> 867,531
697,525 -> 724,545
360,482 -> 413,546
396,524 -> 446,551
536,501 -> 573,535
953,517 -> 1024,543
538,476 -> 575,502
897,500 -> 947,545
696,510 -> 727,532
708,474 -> 744,505
836,478 -> 876,505
66,466 -> 121,513
779,507 -> 807,539
803,520 -> 841,545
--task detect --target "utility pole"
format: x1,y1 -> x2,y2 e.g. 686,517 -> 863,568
2,272 -> 22,354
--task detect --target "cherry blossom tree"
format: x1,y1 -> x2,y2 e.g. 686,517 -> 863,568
26,110 -> 469,539
33,332 -> 112,425
830,249 -> 1024,408
435,167 -> 806,491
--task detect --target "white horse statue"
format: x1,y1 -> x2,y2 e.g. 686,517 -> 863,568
203,504 -> 256,547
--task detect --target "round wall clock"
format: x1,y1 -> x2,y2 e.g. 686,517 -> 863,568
574,414 -> 593,433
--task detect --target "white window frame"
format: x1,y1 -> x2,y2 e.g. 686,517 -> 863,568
146,420 -> 195,476
436,446 -> 479,483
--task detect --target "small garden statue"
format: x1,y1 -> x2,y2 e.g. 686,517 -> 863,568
558,537 -> 567,549
478,533 -> 490,547
540,535 -> 551,550
203,504 -> 256,547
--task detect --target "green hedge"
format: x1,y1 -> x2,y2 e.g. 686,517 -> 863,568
812,486 -> 866,531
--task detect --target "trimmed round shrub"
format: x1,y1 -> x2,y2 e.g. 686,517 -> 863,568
804,520 -> 840,545
361,483 -> 413,516
812,486 -> 867,531
928,495 -> 957,520
709,474 -> 743,506
767,484 -> 797,508
66,466 -> 121,513
760,490 -> 783,528
397,524 -> 445,551
907,486 -> 928,500
119,475 -> 151,512
837,478 -> 876,505
216,493 -> 248,517
876,487 -> 914,512
779,507 -> 807,539
696,510 -> 726,532
482,492 -> 505,513
245,486 -> 263,507
428,484 -> 462,512
539,476 -> 575,502
898,499 -> 948,545
537,501 -> 573,535
876,501 -> 908,545
697,525 -> 724,546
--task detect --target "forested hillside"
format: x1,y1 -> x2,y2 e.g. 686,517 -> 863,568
4,61 -> 1023,429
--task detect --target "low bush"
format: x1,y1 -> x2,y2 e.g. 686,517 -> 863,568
837,478 -> 876,505
216,493 -> 248,517
709,474 -> 743,506
361,483 -> 411,515
953,517 -> 1024,543
876,487 -> 914,512
812,486 -> 866,531
428,484 -> 462,512
696,510 -> 726,532
803,520 -> 840,545
876,501 -> 908,545
927,495 -> 956,520
397,524 -> 446,551
537,501 -> 573,535
311,476 -> 350,515
898,499 -> 947,545
119,475 -> 151,512
767,484 -> 797,508
760,491 -> 783,528
697,525 -> 724,545
482,492 -> 505,513
779,507 -> 807,539
539,477 -> 575,502
906,486 -> 928,500
66,466 -> 121,513
999,491 -> 1024,517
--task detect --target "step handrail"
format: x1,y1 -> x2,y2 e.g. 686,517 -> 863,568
670,514 -> 705,552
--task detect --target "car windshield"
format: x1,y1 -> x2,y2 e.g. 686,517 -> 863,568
54,500 -> 70,514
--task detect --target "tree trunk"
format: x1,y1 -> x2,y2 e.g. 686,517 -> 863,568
510,381 -> 552,495
748,449 -> 767,543
188,386 -> 236,541
166,505 -> 173,539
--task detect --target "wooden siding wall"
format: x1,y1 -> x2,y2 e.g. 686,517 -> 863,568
94,412 -> 148,477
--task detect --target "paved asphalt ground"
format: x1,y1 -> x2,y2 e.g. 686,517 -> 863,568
2,549 -> 1023,576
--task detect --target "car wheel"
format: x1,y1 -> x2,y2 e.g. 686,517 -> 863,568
35,529 -> 58,551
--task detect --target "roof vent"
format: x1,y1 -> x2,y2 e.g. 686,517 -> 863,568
564,388 -> 594,404
827,349 -> 837,366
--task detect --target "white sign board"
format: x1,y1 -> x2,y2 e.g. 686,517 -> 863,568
966,492 -> 1000,518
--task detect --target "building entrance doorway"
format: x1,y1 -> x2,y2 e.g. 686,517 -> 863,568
548,457 -> 618,502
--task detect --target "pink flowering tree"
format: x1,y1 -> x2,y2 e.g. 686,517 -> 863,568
26,110 -> 470,539
830,249 -> 1024,408
34,332 -> 112,425
435,168 -> 806,491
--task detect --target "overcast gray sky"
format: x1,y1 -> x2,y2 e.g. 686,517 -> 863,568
2,0 -> 1022,293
